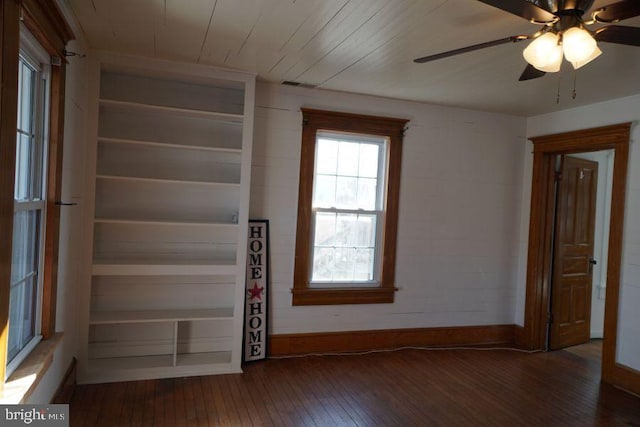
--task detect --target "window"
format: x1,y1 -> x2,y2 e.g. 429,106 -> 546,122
7,37 -> 51,378
0,0 -> 73,396
311,133 -> 385,285
293,109 -> 408,305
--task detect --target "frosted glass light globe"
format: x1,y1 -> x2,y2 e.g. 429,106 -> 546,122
523,32 -> 563,72
562,27 -> 602,69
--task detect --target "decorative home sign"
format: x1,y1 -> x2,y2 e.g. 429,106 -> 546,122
244,220 -> 269,362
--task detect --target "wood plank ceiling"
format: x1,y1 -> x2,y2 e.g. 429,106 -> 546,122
66,0 -> 640,116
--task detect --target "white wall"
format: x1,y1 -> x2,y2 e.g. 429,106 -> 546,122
251,83 -> 526,334
27,4 -> 89,402
519,94 -> 640,371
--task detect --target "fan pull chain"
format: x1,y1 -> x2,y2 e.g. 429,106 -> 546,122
557,74 -> 561,104
572,70 -> 577,100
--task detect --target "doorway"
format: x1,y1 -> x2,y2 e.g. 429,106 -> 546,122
548,152 -> 613,351
521,123 -> 630,386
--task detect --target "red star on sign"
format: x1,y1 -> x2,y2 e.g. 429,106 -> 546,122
248,282 -> 264,301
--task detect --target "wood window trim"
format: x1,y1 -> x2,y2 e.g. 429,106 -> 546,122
292,108 -> 408,306
520,123 -> 632,391
0,0 -> 73,393
22,0 -> 74,342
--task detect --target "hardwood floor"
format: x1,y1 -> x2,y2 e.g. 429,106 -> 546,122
70,346 -> 640,426
564,339 -> 603,363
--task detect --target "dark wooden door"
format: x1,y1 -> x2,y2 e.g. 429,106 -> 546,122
549,156 -> 598,350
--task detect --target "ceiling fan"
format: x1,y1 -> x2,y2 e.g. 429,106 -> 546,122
414,0 -> 640,81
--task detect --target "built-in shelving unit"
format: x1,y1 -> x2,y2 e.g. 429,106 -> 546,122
78,53 -> 255,384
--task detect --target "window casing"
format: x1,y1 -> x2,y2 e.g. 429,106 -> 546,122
293,109 -> 408,305
7,34 -> 51,378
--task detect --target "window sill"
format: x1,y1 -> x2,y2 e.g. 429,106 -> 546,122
292,287 -> 396,305
1,332 -> 63,404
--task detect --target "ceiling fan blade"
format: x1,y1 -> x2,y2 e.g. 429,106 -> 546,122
530,1 -> 557,12
593,0 -> 640,23
595,25 -> 640,46
477,0 -> 557,23
414,36 -> 529,63
519,64 -> 546,81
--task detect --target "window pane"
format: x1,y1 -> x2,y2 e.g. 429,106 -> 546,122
312,247 -> 334,282
21,275 -> 37,345
7,284 -> 23,360
335,213 -> 358,247
354,248 -> 375,280
314,137 -> 384,211
10,210 -> 39,285
314,212 -> 336,247
335,176 -> 357,209
31,129 -> 44,200
357,177 -> 377,210
17,63 -> 23,131
8,275 -> 36,362
15,133 -> 31,201
333,247 -> 355,281
337,142 -> 359,176
358,143 -> 379,178
354,214 -> 376,247
311,213 -> 376,283
18,61 -> 35,134
313,175 -> 336,208
316,138 -> 338,175
16,58 -> 42,201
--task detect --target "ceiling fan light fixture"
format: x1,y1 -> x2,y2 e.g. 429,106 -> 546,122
570,45 -> 602,69
523,32 -> 563,72
562,27 -> 600,68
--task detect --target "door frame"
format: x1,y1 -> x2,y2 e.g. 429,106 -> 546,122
521,123 -> 632,388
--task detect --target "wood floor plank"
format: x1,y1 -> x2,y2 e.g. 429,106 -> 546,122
276,359 -> 333,426
227,372 -> 266,426
141,380 -> 156,426
172,378 -> 187,427
68,381 -> 92,427
206,374 -> 233,426
198,374 -> 220,426
70,343 -> 640,426
163,378 -> 177,426
191,377 -> 209,426
153,380 -> 165,427
261,362 -> 313,427
242,363 -> 284,426
182,376 -> 199,425
129,381 -> 144,427
81,383 -> 106,426
75,384 -> 98,427
221,376 -> 248,426
296,358 -> 358,425
320,363 -> 373,426
118,382 -> 136,426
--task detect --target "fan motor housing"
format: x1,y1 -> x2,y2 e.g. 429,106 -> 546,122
554,0 -> 595,14
556,13 -> 584,32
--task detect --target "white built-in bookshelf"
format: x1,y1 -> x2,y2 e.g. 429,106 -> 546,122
78,53 -> 255,384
